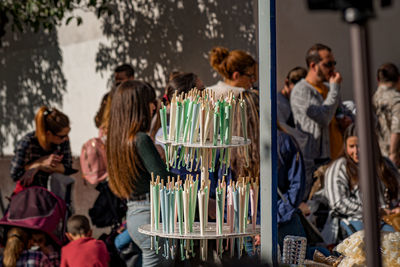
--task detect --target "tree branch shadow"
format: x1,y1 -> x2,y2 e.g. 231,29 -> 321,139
95,0 -> 256,90
0,27 -> 66,154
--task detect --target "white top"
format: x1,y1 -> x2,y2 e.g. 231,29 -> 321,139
207,81 -> 245,100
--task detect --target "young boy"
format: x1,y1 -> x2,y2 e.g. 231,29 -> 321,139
61,215 -> 109,267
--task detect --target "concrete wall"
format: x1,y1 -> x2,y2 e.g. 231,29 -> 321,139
0,1 -> 399,156
0,0 -> 257,156
276,1 -> 400,100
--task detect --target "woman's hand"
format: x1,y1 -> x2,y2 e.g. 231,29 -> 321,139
25,154 -> 63,172
299,202 -> 311,216
390,207 -> 400,214
41,154 -> 63,169
254,234 -> 261,246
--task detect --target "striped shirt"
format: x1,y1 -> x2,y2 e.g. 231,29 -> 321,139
324,157 -> 363,220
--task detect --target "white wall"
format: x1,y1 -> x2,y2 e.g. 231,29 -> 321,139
58,12 -> 112,156
2,1 -> 399,156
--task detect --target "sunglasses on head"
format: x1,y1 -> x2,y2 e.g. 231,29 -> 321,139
322,61 -> 337,68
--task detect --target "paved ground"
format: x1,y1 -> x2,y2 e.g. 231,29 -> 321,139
0,156 -> 110,238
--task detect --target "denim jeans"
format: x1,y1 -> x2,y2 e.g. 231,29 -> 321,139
126,199 -> 169,267
340,220 -> 395,237
115,229 -> 132,251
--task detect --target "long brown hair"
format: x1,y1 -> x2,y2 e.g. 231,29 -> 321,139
35,106 -> 69,150
3,227 -> 29,267
107,80 -> 156,199
209,46 -> 256,80
231,90 -> 260,178
344,124 -> 399,201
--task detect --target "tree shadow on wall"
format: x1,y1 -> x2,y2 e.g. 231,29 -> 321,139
0,28 -> 66,155
95,0 -> 256,90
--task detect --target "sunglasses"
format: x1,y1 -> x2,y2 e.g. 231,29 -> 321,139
53,132 -> 69,139
242,72 -> 256,80
322,61 -> 337,68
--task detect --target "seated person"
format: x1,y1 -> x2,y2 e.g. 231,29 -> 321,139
1,227 -> 52,267
10,106 -> 75,191
29,230 -> 60,267
252,126 -> 328,259
61,215 -> 109,267
323,124 -> 400,243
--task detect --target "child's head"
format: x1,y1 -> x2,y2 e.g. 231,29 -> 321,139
28,231 -> 47,249
66,215 -> 92,240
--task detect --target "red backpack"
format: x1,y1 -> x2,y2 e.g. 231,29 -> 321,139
0,186 -> 67,246
80,137 -> 108,185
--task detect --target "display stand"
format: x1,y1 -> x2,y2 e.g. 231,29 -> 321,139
141,135 -> 259,262
141,90 -> 260,262
139,222 -> 260,240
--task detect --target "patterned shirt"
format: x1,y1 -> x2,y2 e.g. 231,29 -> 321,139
0,250 -> 52,267
10,131 -> 73,187
373,85 -> 400,157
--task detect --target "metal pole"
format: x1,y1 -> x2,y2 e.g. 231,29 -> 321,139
350,21 -> 382,267
258,0 -> 277,265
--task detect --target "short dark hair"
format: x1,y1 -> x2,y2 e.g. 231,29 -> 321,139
377,63 -> 399,83
305,43 -> 332,67
67,215 -> 91,236
114,64 -> 135,78
164,72 -> 201,103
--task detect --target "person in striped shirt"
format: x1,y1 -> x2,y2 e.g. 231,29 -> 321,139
322,124 -> 400,243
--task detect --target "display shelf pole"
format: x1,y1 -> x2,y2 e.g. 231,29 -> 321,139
258,0 -> 277,265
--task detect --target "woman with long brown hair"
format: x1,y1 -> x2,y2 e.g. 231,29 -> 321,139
107,80 -> 170,266
208,46 -> 257,99
1,227 -> 51,267
231,90 -> 260,179
324,124 -> 400,243
10,106 -> 74,188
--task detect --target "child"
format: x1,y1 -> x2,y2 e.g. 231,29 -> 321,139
61,215 -> 109,267
28,231 -> 60,266
1,227 -> 51,267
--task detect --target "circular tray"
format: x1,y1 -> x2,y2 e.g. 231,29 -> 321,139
155,135 -> 251,148
138,222 -> 260,240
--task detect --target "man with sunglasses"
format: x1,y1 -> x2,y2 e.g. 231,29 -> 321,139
290,43 -> 343,200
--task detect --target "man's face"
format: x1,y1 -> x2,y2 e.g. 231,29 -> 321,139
115,71 -> 133,87
315,50 -> 336,83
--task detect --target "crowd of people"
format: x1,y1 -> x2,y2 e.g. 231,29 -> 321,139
1,43 -> 400,266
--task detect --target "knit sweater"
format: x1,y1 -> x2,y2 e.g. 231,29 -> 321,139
131,132 -> 171,196
290,79 -> 341,161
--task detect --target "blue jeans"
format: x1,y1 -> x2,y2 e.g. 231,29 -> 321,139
115,229 -> 132,251
340,220 -> 395,236
126,199 -> 168,267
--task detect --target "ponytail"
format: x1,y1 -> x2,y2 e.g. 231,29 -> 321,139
35,106 -> 70,150
209,46 -> 256,80
3,228 -> 28,267
35,106 -> 50,150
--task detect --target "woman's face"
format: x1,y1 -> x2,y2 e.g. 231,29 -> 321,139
47,127 -> 70,145
346,136 -> 359,163
232,65 -> 257,90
